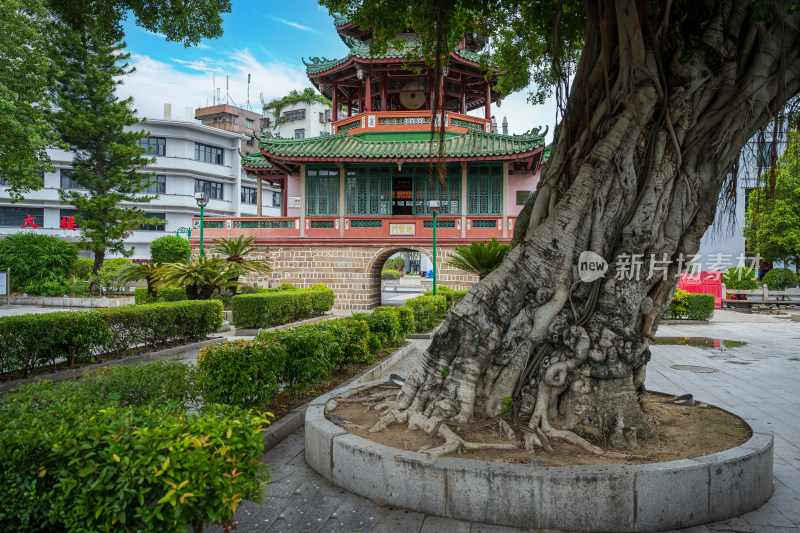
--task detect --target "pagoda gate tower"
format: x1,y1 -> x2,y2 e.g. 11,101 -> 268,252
195,16 -> 548,309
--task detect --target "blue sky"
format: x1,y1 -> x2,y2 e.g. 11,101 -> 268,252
118,0 -> 556,138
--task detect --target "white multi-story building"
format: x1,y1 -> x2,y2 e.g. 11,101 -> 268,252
262,100 -> 333,139
0,118 -> 282,260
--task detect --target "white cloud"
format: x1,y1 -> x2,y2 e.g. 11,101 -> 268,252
118,51 -> 311,120
279,19 -> 317,32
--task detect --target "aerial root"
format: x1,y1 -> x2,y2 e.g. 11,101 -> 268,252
498,419 -> 516,441
371,399 -> 395,412
543,426 -> 646,460
418,423 -> 517,461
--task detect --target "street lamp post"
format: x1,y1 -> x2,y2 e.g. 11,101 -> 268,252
194,191 -> 209,255
428,200 -> 441,296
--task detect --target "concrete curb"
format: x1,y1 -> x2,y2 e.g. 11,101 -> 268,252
0,336 -> 227,393
305,384 -> 774,532
260,340 -> 417,453
660,319 -> 710,325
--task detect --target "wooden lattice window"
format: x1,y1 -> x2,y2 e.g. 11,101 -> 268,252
345,167 -> 392,216
306,167 -> 339,216
467,165 -> 502,215
412,165 -> 460,215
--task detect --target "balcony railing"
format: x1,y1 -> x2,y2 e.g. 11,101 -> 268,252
331,111 -> 490,136
192,214 -> 515,241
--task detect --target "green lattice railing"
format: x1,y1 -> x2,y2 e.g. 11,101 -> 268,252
423,220 -> 456,228
310,220 -> 335,229
338,120 -> 361,132
234,220 -> 296,229
472,219 -> 497,228
203,221 -> 225,229
351,219 -> 382,228
451,118 -> 484,132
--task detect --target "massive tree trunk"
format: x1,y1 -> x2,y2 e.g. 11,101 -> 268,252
372,1 -> 800,457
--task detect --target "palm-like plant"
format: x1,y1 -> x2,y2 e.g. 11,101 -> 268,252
117,262 -> 159,298
446,238 -> 511,280
212,236 -> 272,290
152,255 -> 238,300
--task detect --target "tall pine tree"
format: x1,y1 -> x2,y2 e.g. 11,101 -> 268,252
52,23 -> 158,295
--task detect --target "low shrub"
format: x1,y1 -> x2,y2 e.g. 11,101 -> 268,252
71,257 -> 94,279
0,379 -> 269,532
0,301 -> 222,377
665,289 -> 714,320
231,285 -> 335,329
150,235 -> 191,264
198,337 -> 287,408
0,232 -> 77,294
424,286 -> 468,309
134,287 -> 188,304
381,269 -> 400,280
404,294 -> 447,333
685,293 -> 715,320
351,307 -> 405,348
722,266 -> 758,291
0,311 -> 110,375
763,267 -> 797,291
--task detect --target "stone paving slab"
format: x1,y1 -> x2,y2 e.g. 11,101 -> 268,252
207,314 -> 799,533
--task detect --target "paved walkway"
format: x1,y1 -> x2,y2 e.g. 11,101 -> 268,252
207,311 -> 800,533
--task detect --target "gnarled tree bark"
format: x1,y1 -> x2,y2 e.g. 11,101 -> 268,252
371,0 -> 800,457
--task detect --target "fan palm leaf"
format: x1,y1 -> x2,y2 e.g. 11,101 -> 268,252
446,238 -> 510,280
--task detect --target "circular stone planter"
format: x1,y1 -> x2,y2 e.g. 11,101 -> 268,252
304,380 -> 774,532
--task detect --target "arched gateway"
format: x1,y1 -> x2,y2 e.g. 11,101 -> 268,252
191,15 -> 547,309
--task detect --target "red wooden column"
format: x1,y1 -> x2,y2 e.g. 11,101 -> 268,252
332,84 -> 338,121
380,77 -> 387,111
256,176 -> 262,217
281,178 -> 287,217
364,73 -> 372,112
348,98 -> 352,117
484,82 -> 491,120
460,82 -> 467,114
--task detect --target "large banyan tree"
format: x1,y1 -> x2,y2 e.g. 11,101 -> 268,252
321,0 -> 800,457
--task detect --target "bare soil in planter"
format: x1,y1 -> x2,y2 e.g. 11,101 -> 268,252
327,389 -> 752,466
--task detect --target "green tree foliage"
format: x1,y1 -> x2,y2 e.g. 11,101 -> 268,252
744,131 -> 800,266
212,236 -> 272,290
150,235 -> 191,264
723,266 -> 758,291
51,24 -> 159,294
446,238 -> 510,280
0,0 -> 230,198
153,255 -> 238,300
319,0 -> 585,107
762,267 -> 797,290
0,0 -> 59,200
0,233 -> 77,294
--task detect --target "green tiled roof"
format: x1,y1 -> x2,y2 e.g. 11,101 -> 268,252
240,150 -> 274,170
303,36 -> 482,76
257,130 -> 544,161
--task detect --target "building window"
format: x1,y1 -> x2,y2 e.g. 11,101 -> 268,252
744,187 -> 758,215
59,209 -> 80,229
138,213 -> 166,232
138,136 -> 166,156
246,119 -> 254,129
272,191 -> 281,207
467,165 -> 502,215
306,167 -> 339,216
143,175 -> 166,194
60,169 -> 85,189
0,171 -> 44,186
0,206 -> 44,227
345,167 -> 392,216
412,165 -> 460,215
319,110 -> 331,123
516,190 -> 532,205
294,128 -> 305,140
283,109 -> 305,122
194,143 -> 224,165
241,186 -> 257,205
195,179 -> 224,200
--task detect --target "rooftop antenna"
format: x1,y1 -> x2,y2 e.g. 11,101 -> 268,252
212,74 -> 216,104
245,73 -> 252,111
222,75 -> 238,108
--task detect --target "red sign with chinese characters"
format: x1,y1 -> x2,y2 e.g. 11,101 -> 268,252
60,216 -> 77,231
21,215 -> 39,228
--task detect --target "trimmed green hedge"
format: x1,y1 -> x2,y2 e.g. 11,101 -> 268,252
0,363 -> 269,532
198,306 -> 409,408
231,284 -> 335,329
404,294 -> 447,333
424,286 -> 468,309
0,301 -> 223,377
134,287 -> 187,304
665,289 -> 715,320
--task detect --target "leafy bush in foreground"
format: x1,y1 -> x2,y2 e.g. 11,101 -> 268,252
231,284 -> 335,329
0,232 -> 77,294
404,294 -> 447,333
